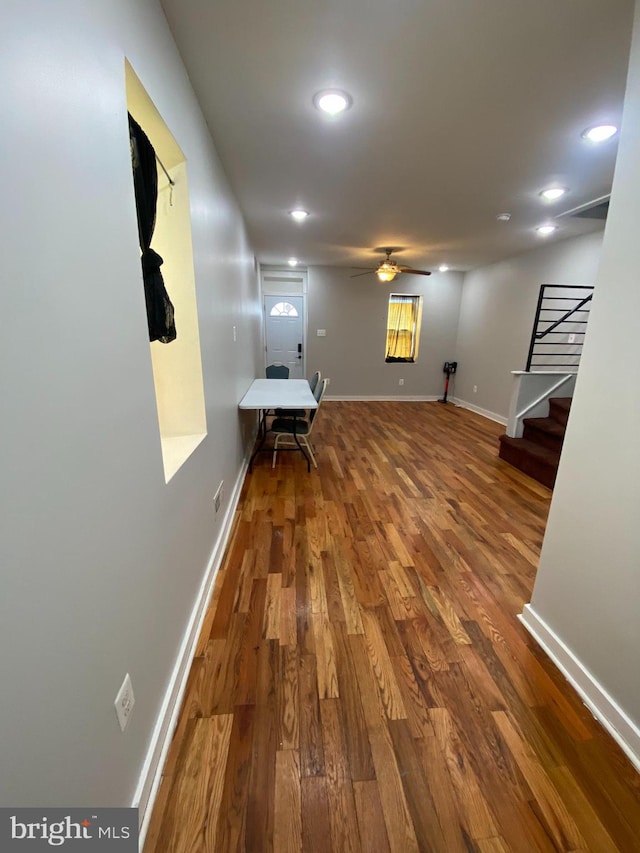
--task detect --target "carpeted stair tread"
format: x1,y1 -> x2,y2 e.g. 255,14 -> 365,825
498,435 -> 560,465
522,417 -> 565,437
498,435 -> 560,489
522,416 -> 566,452
549,396 -> 571,411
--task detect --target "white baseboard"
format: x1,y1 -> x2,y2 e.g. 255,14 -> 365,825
324,395 -> 440,402
134,459 -> 249,847
520,604 -> 640,773
451,397 -> 507,425
321,396 -> 507,424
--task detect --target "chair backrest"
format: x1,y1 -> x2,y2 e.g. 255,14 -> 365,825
309,370 -> 321,394
266,363 -> 289,379
309,378 -> 329,427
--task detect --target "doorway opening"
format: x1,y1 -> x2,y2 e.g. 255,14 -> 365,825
261,268 -> 307,379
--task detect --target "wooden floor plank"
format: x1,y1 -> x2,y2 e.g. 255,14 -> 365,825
144,401 -> 640,853
149,716 -> 233,853
311,612 -> 339,699
214,704 -> 254,853
244,640 -> 278,852
273,749 -> 302,853
388,718 -> 450,852
360,609 -> 407,721
416,733 -> 475,853
300,775 -> 332,853
493,709 -> 587,850
279,585 -> 297,648
352,779 -> 391,853
349,633 -> 420,853
331,621 -> 376,782
299,653 -> 325,777
430,706 -> 500,842
277,644 -> 299,750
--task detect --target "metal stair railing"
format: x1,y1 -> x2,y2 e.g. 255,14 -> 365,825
525,284 -> 594,372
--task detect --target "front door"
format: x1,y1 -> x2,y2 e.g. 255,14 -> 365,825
264,295 -> 304,378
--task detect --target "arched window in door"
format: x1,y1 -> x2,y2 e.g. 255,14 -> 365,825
269,301 -> 299,317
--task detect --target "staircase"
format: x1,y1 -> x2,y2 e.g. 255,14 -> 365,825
498,397 -> 571,488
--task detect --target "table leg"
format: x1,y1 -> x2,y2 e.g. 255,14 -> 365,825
248,409 -> 269,472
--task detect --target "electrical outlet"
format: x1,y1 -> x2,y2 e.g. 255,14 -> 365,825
214,481 -> 224,512
233,325 -> 237,342
473,385 -> 478,393
114,673 -> 135,732
325,377 -> 330,385
399,378 -> 404,386
317,329 -> 326,337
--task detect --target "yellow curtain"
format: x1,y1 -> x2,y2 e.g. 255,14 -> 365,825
386,297 -> 416,359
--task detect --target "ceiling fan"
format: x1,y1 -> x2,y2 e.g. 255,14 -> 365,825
351,249 -> 431,283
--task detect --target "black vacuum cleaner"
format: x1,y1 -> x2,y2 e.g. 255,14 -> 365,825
439,361 -> 457,403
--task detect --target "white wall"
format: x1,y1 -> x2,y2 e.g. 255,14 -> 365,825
455,231 -> 603,419
306,266 -> 463,397
0,0 -> 260,808
523,0 -> 640,764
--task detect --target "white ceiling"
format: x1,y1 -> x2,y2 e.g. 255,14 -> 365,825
159,0 -> 634,272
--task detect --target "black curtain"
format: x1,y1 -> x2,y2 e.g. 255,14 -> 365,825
128,113 -> 176,343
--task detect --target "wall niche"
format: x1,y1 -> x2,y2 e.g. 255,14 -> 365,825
125,60 -> 207,482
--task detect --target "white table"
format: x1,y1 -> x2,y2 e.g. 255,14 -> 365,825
239,379 -> 318,471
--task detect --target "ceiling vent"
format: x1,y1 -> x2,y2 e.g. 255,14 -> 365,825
558,195 -> 610,221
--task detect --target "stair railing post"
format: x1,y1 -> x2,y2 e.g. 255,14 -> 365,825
526,285 -> 546,371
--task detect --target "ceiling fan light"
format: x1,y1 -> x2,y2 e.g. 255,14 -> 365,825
377,264 -> 397,282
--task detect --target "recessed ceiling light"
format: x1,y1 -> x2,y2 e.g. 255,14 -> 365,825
536,224 -> 557,237
438,264 -> 449,272
288,257 -> 299,267
496,212 -> 511,222
290,209 -> 309,222
540,186 -> 568,201
582,124 -> 618,143
313,89 -> 353,116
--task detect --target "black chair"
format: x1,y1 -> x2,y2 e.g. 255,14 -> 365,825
309,370 -> 321,394
274,370 -> 321,419
271,378 -> 329,468
266,363 -> 289,379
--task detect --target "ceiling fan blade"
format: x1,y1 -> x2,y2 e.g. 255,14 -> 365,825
398,267 -> 431,276
349,270 -> 375,278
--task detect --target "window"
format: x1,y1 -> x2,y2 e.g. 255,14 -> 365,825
385,294 -> 423,362
269,301 -> 299,317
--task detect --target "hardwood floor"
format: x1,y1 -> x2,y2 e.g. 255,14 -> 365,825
144,401 -> 640,852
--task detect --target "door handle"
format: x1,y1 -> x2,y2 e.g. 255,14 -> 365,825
297,343 -> 302,353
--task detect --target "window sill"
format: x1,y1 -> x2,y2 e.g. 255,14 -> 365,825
161,433 -> 207,482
